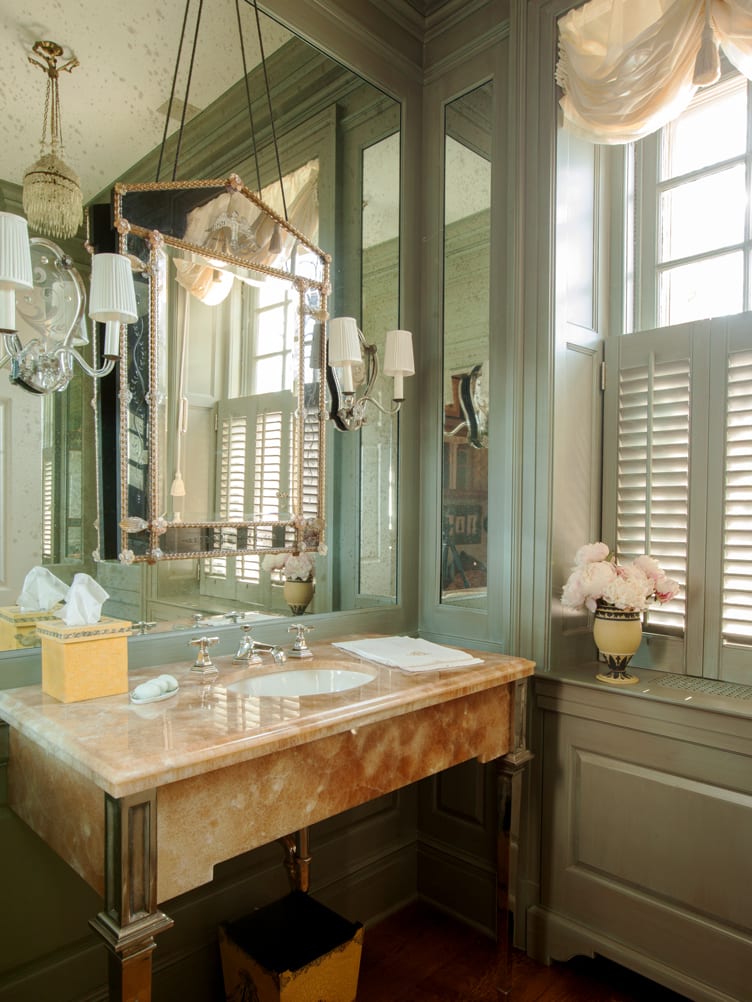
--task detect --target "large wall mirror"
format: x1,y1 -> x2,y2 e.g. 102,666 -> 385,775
0,8 -> 402,649
441,82 -> 492,610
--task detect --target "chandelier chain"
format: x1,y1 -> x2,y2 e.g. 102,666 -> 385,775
235,0 -> 262,193
156,1 -> 193,182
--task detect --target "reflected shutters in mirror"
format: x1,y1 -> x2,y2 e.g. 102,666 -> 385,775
441,82 -> 492,609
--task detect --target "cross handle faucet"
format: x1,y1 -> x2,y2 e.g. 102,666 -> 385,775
288,623 -> 314,658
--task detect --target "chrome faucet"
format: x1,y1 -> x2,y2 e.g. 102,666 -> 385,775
288,623 -> 314,658
189,635 -> 220,679
233,625 -> 287,666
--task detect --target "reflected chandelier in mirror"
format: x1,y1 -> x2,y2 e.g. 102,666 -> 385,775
111,172 -> 329,565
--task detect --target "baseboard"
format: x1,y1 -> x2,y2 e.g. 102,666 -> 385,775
526,906 -> 745,1002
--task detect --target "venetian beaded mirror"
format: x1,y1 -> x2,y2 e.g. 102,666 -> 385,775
111,173 -> 329,565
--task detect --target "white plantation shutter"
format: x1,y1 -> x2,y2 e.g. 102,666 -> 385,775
722,348 -> 752,642
205,413 -> 247,578
302,384 -> 322,521
219,414 -> 247,522
204,392 -> 295,594
606,318 -> 752,682
615,354 -> 690,633
606,329 -> 691,638
254,409 -> 286,522
41,454 -> 54,562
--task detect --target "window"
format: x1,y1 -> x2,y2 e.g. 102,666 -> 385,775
634,70 -> 752,332
602,69 -> 752,684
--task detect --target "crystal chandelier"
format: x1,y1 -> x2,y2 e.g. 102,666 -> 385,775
22,40 -> 83,241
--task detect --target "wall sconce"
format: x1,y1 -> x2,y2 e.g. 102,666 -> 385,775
327,316 -> 414,431
0,212 -> 137,394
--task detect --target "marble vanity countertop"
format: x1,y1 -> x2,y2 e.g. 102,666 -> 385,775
0,642 -> 533,798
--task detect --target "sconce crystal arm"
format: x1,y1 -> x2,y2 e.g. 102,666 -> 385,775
60,345 -> 116,379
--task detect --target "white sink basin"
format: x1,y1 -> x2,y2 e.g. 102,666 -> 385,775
228,668 -> 375,698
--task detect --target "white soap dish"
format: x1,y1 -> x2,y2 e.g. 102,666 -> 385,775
129,674 -> 179,704
129,687 -> 179,705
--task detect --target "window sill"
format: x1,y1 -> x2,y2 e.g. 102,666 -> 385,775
536,662 -> 752,722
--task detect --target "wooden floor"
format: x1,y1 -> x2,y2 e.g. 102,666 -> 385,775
356,901 -> 692,1002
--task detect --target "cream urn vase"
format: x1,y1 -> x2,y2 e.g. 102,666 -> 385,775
283,579 -> 314,615
593,604 -> 642,685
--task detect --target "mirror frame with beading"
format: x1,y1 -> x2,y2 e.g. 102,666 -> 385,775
112,173 -> 329,565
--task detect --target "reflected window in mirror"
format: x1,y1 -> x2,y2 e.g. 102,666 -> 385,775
441,82 -> 492,609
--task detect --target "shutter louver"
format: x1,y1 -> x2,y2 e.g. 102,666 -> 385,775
616,355 -> 689,632
206,413 -> 247,578
253,409 -> 286,552
723,349 -> 752,641
302,387 -> 321,521
41,455 -> 53,562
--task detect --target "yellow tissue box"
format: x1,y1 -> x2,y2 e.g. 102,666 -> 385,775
37,617 -> 132,703
0,605 -> 62,651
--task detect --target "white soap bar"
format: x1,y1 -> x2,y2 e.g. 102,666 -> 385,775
132,681 -> 162,700
158,674 -> 178,692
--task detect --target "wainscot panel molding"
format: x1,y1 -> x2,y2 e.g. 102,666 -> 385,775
529,672 -> 752,1002
417,760 -> 498,935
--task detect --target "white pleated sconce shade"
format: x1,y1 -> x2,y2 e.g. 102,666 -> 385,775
328,316 -> 362,392
0,212 -> 34,332
88,253 -> 138,358
383,329 -> 414,400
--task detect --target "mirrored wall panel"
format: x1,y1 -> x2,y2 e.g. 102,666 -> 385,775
441,82 -> 492,609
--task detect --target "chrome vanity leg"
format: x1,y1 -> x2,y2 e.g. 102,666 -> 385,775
496,678 -> 534,998
89,789 -> 174,1002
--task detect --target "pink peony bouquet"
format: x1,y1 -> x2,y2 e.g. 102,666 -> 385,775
262,551 -> 316,582
561,542 -> 680,614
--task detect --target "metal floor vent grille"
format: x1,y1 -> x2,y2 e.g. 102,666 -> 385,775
656,674 -> 752,701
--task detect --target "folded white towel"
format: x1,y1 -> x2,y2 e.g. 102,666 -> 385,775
333,636 -> 483,673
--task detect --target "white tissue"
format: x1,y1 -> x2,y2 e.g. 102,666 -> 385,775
16,567 -> 70,612
54,573 -> 109,627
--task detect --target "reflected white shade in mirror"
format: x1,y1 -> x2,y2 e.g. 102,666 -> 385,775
383,329 -> 414,400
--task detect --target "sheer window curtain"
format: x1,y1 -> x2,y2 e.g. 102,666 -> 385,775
557,0 -> 752,144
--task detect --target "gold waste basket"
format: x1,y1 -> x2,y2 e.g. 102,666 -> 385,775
219,891 -> 364,1002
